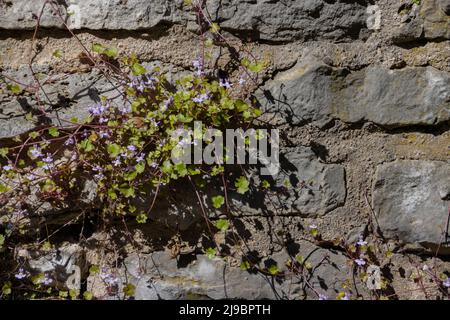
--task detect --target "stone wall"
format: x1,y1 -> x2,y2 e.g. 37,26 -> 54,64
0,0 -> 449,300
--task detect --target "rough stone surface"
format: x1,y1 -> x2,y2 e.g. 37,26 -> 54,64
257,57 -> 450,128
232,146 -> 346,217
16,243 -> 84,290
392,0 -> 450,43
0,0 -> 370,43
373,161 -> 450,249
88,244 -> 358,300
0,67 -> 117,138
0,0 -> 185,30
205,0 -> 369,42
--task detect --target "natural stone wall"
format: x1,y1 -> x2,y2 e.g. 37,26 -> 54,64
1,0 -> 450,300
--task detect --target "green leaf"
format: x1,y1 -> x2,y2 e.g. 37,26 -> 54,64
211,195 -> 225,209
267,265 -> 279,275
174,162 -> 188,177
135,161 -> 145,174
92,43 -> 105,54
234,176 -> 250,194
104,47 -> 118,58
119,185 -> 135,198
0,234 -> 5,248
131,63 -> 147,76
80,139 -> 95,152
123,283 -> 136,297
205,247 -> 217,260
124,171 -> 137,181
107,143 -> 121,158
240,260 -> 251,271
28,131 -> 40,139
0,184 -> 9,193
48,127 -> 60,137
214,218 -> 229,232
136,213 -> 147,224
2,282 -> 11,296
69,289 -> 79,300
108,189 -> 118,200
0,148 -> 8,158
53,49 -> 63,58
89,265 -> 100,275
25,112 -> 34,121
210,22 -> 220,33
8,84 -> 22,95
235,100 -> 249,112
261,180 -> 270,189
83,291 -> 93,300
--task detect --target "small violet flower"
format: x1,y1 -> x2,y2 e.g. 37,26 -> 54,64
15,268 -> 30,280
42,154 -> 53,164
341,292 -> 350,300
354,255 -> 366,267
136,154 -> 145,163
443,278 -> 450,288
64,137 -> 74,146
219,79 -> 232,89
112,158 -> 121,167
38,273 -> 53,285
127,145 -> 137,153
356,236 -> 368,246
30,146 -> 43,158
192,93 -> 209,104
318,294 -> 328,300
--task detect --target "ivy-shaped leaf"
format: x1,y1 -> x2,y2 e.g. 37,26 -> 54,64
205,247 -> 217,260
211,195 -> 225,209
214,218 -> 229,232
235,176 -> 249,194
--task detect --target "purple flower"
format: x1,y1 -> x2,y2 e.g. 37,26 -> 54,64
127,145 -> 137,153
354,255 -> 366,266
309,224 -> 318,230
193,59 -> 202,69
99,117 -> 108,124
100,268 -> 119,286
99,131 -> 110,139
64,137 -> 74,146
93,165 -> 102,172
118,104 -> 131,114
192,93 -> 209,103
88,103 -> 106,116
443,278 -> 450,288
161,96 -> 173,112
341,292 -> 350,300
3,164 -> 13,171
136,154 -> 145,163
219,79 -> 232,89
112,158 -> 121,167
192,59 -> 204,76
318,293 -> 328,300
30,146 -> 43,158
42,154 -> 53,164
15,268 -> 30,280
94,173 -> 104,180
239,78 -> 246,85
356,236 -> 368,246
38,273 -> 53,285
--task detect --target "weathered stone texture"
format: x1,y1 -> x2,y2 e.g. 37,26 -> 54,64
373,161 -> 450,248
0,0 -> 369,42
257,58 -> 450,128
